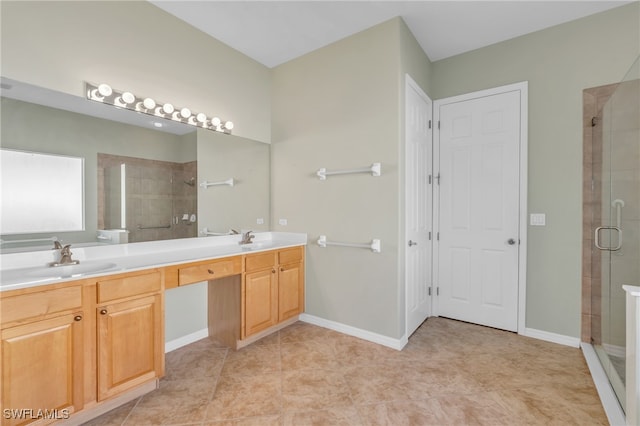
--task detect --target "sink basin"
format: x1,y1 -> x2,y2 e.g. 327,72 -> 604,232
240,242 -> 274,251
24,261 -> 120,279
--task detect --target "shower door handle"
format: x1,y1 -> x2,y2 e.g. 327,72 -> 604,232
594,226 -> 622,251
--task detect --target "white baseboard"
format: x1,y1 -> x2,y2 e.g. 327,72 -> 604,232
581,343 -> 626,426
165,328 -> 209,353
603,343 -> 626,358
299,313 -> 408,350
521,327 -> 580,348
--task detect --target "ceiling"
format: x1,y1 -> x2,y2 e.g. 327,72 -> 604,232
149,1 -> 632,68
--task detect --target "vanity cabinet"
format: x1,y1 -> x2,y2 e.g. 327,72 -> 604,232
243,252 -> 279,337
96,270 -> 164,401
242,247 -> 304,338
0,284 -> 86,426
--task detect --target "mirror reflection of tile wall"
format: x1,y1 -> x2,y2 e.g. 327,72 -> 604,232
98,154 -> 197,243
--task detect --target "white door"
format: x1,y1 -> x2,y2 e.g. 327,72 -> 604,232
435,85 -> 525,332
405,75 -> 433,337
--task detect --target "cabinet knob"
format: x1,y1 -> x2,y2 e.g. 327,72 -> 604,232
280,267 -> 285,272
74,315 -> 83,322
207,269 -> 215,274
100,309 -> 108,315
272,269 -> 276,274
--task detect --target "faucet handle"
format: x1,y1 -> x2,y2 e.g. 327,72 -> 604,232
53,241 -> 63,250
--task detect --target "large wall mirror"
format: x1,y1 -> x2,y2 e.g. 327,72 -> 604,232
0,78 -> 270,252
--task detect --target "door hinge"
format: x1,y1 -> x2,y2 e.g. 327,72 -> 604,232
428,287 -> 432,296
438,121 -> 441,130
436,232 -> 440,241
428,119 -> 432,129
428,174 -> 432,184
428,232 -> 432,240
437,287 -> 440,296
435,173 -> 441,185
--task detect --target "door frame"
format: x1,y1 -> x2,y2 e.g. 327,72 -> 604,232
404,74 -> 433,339
433,81 -> 528,334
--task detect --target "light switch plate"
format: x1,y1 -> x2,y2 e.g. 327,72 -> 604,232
530,213 -> 546,226
256,218 -> 264,225
279,218 -> 288,226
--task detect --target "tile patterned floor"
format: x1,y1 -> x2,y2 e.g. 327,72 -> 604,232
85,317 -> 608,425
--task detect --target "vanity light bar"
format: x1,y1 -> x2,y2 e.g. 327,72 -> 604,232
85,82 -> 234,134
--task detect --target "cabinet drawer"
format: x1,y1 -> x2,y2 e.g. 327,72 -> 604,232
244,251 -> 277,273
1,285 -> 83,326
278,247 -> 303,265
179,256 -> 241,285
98,270 -> 161,303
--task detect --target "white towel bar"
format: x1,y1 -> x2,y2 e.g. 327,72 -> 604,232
0,236 -> 59,245
200,178 -> 234,188
317,163 -> 381,180
317,235 -> 381,253
201,227 -> 235,236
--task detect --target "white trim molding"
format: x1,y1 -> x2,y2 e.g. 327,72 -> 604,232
165,328 -> 209,353
522,327 -> 580,348
300,313 -> 408,350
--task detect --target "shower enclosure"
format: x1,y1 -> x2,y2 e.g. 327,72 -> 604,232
586,56 -> 639,412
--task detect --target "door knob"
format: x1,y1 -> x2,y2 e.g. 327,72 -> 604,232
408,240 -> 418,247
507,238 -> 516,245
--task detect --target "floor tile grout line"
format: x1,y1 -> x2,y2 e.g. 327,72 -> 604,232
119,395 -> 142,426
199,345 -> 229,425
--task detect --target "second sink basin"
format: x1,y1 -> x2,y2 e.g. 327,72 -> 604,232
240,242 -> 274,251
24,261 -> 120,279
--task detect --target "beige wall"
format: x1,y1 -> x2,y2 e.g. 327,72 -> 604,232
432,3 -> 639,337
0,1 -> 271,143
271,18 -> 431,339
197,130 -> 270,235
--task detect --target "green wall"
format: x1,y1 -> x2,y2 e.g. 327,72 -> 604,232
271,18 -> 431,340
432,3 -> 639,337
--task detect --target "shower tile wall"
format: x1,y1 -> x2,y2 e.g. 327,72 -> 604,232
582,83 -> 617,343
98,154 -> 197,243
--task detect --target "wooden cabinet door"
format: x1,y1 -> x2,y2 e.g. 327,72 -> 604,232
97,294 -> 162,401
1,312 -> 84,426
244,268 -> 278,337
278,262 -> 304,322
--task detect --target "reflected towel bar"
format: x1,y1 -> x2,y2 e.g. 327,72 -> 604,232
200,178 -> 234,188
201,227 -> 235,236
317,163 -> 381,180
0,236 -> 59,245
317,235 -> 381,253
137,224 -> 171,230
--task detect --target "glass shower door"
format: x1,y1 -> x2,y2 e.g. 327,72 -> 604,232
592,57 -> 640,412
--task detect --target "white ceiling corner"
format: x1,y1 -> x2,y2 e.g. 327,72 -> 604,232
149,1 -> 632,68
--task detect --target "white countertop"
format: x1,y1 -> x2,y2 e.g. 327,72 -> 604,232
0,232 -> 307,292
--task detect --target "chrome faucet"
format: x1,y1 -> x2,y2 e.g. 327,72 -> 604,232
239,230 -> 255,245
50,242 -> 80,266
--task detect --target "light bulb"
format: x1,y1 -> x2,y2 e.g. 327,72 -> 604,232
97,83 -> 112,97
121,92 -> 135,104
196,113 -> 207,123
162,103 -> 174,114
180,108 -> 191,119
211,117 -> 221,127
143,98 -> 156,109
224,121 -> 234,130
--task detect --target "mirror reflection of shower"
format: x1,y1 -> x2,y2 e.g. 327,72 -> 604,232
99,153 -> 197,243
